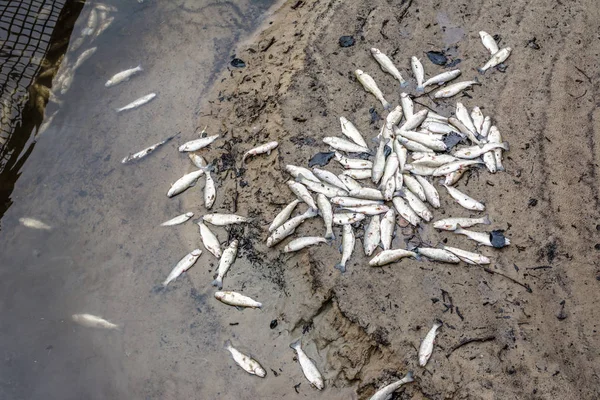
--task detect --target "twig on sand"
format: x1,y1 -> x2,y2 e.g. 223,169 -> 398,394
479,266 -> 532,293
446,335 -> 496,358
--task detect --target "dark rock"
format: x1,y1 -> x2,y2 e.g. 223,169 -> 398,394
308,152 -> 335,167
426,50 -> 447,65
270,319 -> 278,329
490,230 -> 509,248
338,36 -> 355,47
230,58 -> 246,68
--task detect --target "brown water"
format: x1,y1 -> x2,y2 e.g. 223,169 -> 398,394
0,1 -> 281,399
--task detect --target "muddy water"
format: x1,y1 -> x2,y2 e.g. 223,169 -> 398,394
0,1 -> 293,399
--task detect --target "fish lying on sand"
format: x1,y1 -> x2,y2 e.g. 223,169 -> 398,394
290,339 -> 324,390
225,340 -> 266,377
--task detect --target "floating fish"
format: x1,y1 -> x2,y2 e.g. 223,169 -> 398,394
369,248 -> 417,266
72,313 -> 119,330
116,93 -> 156,112
19,217 -> 51,230
160,212 -> 194,226
121,135 -> 174,164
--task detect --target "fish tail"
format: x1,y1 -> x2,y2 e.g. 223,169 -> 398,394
211,277 -> 223,289
325,229 -> 335,240
400,81 -> 409,88
162,279 -> 169,286
416,85 -> 424,92
137,64 -> 143,71
404,371 -> 415,382
289,339 -> 301,350
334,262 -> 346,273
383,100 -> 392,111
482,215 -> 491,225
257,302 -> 263,309
224,339 -> 232,350
496,164 -> 506,172
477,68 -> 485,75
502,141 -> 510,151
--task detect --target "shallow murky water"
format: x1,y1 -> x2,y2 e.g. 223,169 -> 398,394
0,1 -> 281,399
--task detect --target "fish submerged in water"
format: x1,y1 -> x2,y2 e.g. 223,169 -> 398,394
116,93 -> 156,112
167,169 -> 204,197
163,249 -> 202,286
369,371 -> 414,400
72,313 -> 119,330
214,291 -> 262,308
225,340 -> 266,377
290,339 -> 324,390
178,134 -> 219,153
121,135 -> 174,164
160,212 -> 194,226
19,217 -> 51,230
355,69 -> 391,110
105,65 -> 143,87
419,320 -> 442,366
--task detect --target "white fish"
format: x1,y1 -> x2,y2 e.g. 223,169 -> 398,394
363,215 -> 381,256
81,8 -> 98,35
444,185 -> 485,211
372,139 -> 387,184
19,217 -> 51,230
290,340 -> 324,390
411,154 -> 458,167
92,15 -> 114,41
395,135 -> 435,153
456,102 -> 477,135
167,169 -> 204,197
479,31 -> 499,55
340,117 -> 368,148
444,245 -> 491,265
204,171 -> 216,209
332,212 -> 365,225
269,200 -> 300,232
417,248 -> 460,263
479,47 -> 512,73
404,190 -> 432,221
73,47 -> 97,70
323,137 -> 370,154
394,140 -> 408,171
382,174 -> 395,201
287,181 -> 317,209
297,175 -> 347,198
444,168 -> 467,186
335,224 -> 355,272
370,48 -> 407,85
400,92 -> 414,118
380,153 -> 399,190
342,204 -> 389,215
411,56 -> 425,90
433,215 -> 491,231
369,371 -> 414,400
122,135 -> 174,163
335,152 -> 373,169
242,141 -> 278,163
470,107 -> 484,134
163,249 -> 202,286
72,313 -> 119,330
415,176 -> 440,208
394,169 -> 403,191
203,213 -> 251,226
483,151 -> 497,173
178,134 -> 219,152
267,208 -> 318,247
225,340 -> 266,377
316,194 -> 334,239
286,165 -> 320,182
386,105 -> 404,126
419,321 -> 442,366
212,240 -> 238,289
392,197 -> 421,226
421,120 -> 456,134
480,116 -> 492,138
397,130 -> 446,151
448,117 -> 481,144
312,168 -> 347,190
116,93 -> 156,112
349,187 -> 385,200
399,109 -> 428,132
454,227 -> 510,247
337,175 -> 362,192
160,212 -> 194,226
369,248 -> 417,266
189,153 -> 208,169
404,164 -> 437,176
434,81 -> 480,99
403,174 -> 426,201
452,142 -> 509,159
380,209 -> 395,250
488,126 -> 505,171
284,236 -> 327,253
422,69 -> 461,89
215,291 -> 262,308
432,159 -> 484,176
355,69 -> 391,110
331,197 -> 383,207
197,222 -> 222,258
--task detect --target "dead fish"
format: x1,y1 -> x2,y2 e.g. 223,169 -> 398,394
432,159 -> 484,176
116,93 -> 156,112
443,185 -> 485,211
332,212 -> 365,225
287,181 -> 317,209
470,107 -> 484,134
404,190 -> 432,221
415,176 -> 440,208
444,245 -> 491,265
337,175 -> 363,192
289,341 -> 326,392
343,169 -> 370,182
312,168 -> 348,190
297,175 -> 347,198
349,187 -> 385,200
212,240 -> 238,289
167,169 -> 204,197
422,69 -> 461,89
215,291 -> 262,308
286,164 -> 320,182
204,170 -> 216,209
92,15 -> 114,41
479,47 -> 512,73
269,199 -> 301,232
452,142 -> 509,159
316,194 -> 334,239
394,140 -> 408,171
369,248 -> 417,266
197,221 -> 222,258
421,120 -> 456,134
73,47 -> 97,70
355,69 -> 391,110
479,31 -> 499,55
433,215 -> 491,231
342,204 -> 389,216
335,224 -> 355,272
242,141 -> 279,163
480,116 -> 492,138
309,152 -> 336,167
488,126 -> 505,171
335,152 -> 373,169
189,153 -> 208,169
400,93 -> 414,118
404,164 -> 437,176
371,139 -> 387,184
454,227 -> 510,247
411,154 -> 458,167
419,320 -> 442,366
19,217 -> 51,230
368,371 -> 415,400
380,153 -> 399,189
331,197 -> 383,207
121,135 -> 174,163
178,134 -> 219,152
323,136 -> 370,154
363,215 -> 381,256
203,213 -> 251,226
225,340 -> 266,377
81,8 -> 98,35
444,168 -> 467,186
399,109 -> 428,132
434,80 -> 480,99
395,134 -> 435,153
163,249 -> 202,286
386,105 -> 404,127
483,151 -> 497,173
380,209 -> 395,250
392,197 -> 421,226
160,212 -> 194,226
72,313 -> 119,330
340,116 -> 368,148
267,208 -> 318,247
283,236 -> 327,253
370,48 -> 407,86
411,56 -> 425,90
417,248 -> 460,263
397,130 -> 446,151
456,102 -> 478,135
403,174 -> 426,201
448,117 -> 481,144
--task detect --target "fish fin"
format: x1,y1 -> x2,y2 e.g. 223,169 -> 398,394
325,230 -> 335,240
454,227 -> 465,234
267,149 -> 272,155
211,278 -> 223,289
137,64 -> 143,71
289,339 -> 301,350
404,371 -> 415,382
334,263 -> 346,273
482,215 -> 491,225
257,303 -> 263,309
